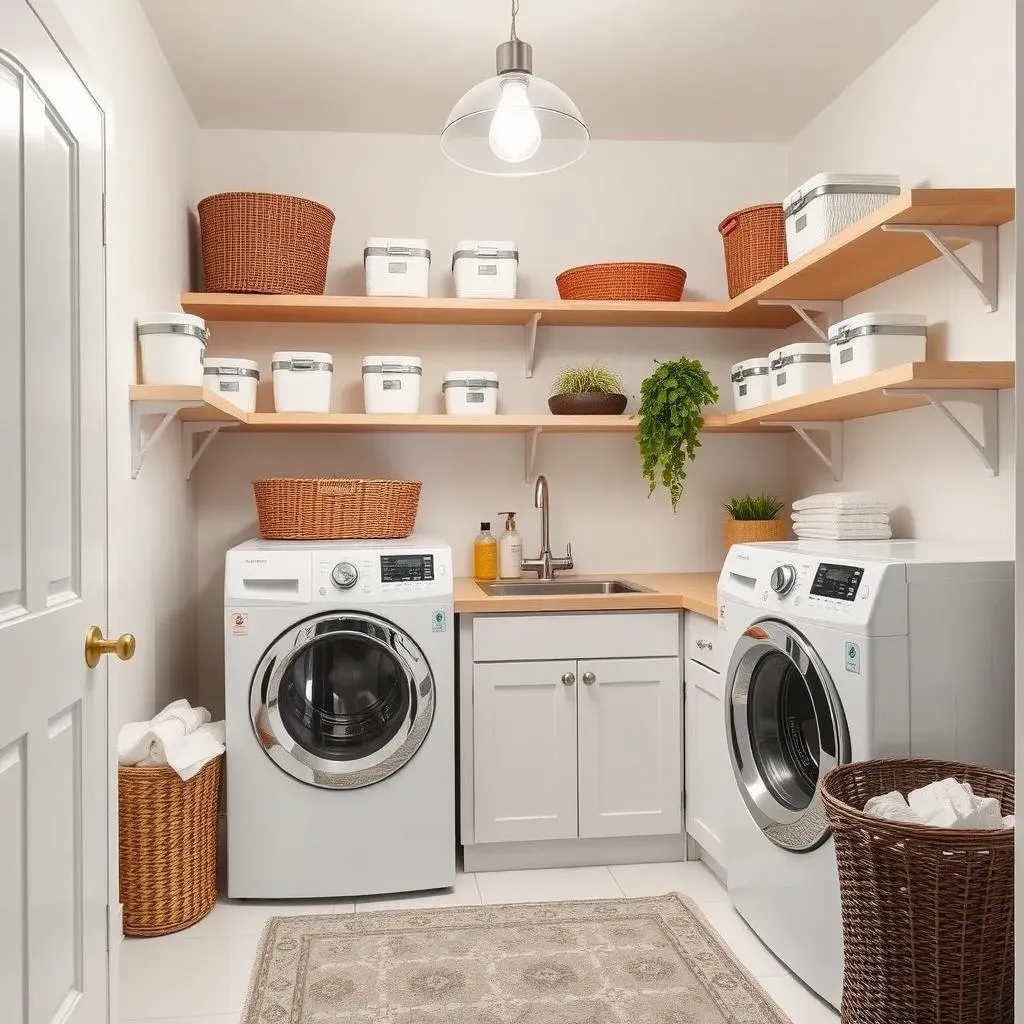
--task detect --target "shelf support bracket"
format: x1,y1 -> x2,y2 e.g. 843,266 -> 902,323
130,400 -> 203,480
880,224 -> 998,312
523,313 -> 542,379
766,420 -> 844,481
182,422 -> 236,481
882,388 -> 999,474
524,427 -> 542,482
756,300 -> 843,342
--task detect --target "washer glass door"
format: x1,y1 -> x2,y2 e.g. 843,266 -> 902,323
726,618 -> 849,851
250,612 -> 434,789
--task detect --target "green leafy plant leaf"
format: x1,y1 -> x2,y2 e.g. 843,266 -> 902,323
723,492 -> 785,521
550,362 -> 625,396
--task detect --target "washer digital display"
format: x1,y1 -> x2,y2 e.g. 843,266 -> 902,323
810,562 -> 863,601
381,554 -> 434,582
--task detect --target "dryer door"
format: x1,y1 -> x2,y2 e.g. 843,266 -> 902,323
250,612 -> 435,789
726,618 -> 850,852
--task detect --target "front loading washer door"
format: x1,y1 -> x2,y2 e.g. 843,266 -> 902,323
250,611 -> 435,789
726,618 -> 850,852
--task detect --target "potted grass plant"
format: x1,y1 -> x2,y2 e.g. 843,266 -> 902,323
723,492 -> 788,550
549,362 -> 627,415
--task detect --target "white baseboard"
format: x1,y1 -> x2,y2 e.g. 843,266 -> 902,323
463,834 -> 687,872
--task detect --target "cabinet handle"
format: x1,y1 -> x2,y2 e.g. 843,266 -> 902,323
582,671 -> 596,685
697,639 -> 713,651
561,672 -> 575,687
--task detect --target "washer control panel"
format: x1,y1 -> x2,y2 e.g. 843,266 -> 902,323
809,562 -> 864,602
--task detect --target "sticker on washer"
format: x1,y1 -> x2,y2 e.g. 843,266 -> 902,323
845,641 -> 860,674
718,604 -> 727,630
232,612 -> 249,637
432,608 -> 447,633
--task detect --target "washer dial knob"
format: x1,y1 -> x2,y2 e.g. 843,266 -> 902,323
770,564 -> 797,596
331,562 -> 359,590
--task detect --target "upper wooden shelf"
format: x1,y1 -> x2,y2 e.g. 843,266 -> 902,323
180,188 -> 1014,330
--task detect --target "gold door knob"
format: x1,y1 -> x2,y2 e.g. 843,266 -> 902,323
84,626 -> 136,669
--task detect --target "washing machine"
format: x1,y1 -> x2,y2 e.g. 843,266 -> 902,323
224,535 -> 455,899
718,540 -> 1013,1009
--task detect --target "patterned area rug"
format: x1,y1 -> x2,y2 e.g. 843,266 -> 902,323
242,894 -> 790,1023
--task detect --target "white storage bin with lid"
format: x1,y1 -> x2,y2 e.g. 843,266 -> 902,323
730,357 -> 772,412
452,240 -> 518,299
829,312 -> 928,384
783,173 -> 901,262
442,371 -> 499,415
137,312 -> 208,385
362,356 -> 422,414
769,342 -> 832,400
203,357 -> 260,414
272,351 -> 333,413
364,237 -> 431,297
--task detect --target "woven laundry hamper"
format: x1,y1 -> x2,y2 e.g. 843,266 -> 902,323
820,757 -> 1014,1024
118,756 -> 223,936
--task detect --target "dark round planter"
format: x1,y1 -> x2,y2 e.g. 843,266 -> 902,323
548,392 -> 628,415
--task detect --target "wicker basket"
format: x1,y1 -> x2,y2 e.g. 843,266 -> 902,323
119,757 -> 223,937
724,518 -> 788,551
821,758 -> 1014,1024
253,477 -> 422,540
718,204 -> 787,298
198,192 -> 335,294
555,262 -> 686,301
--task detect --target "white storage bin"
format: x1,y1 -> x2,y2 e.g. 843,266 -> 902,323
783,173 -> 901,262
137,312 -> 208,385
362,356 -> 422,414
272,351 -> 333,413
829,312 -> 928,384
452,240 -> 518,299
203,357 -> 260,414
364,237 -> 430,297
730,357 -> 772,412
769,342 -> 832,400
442,371 -> 499,415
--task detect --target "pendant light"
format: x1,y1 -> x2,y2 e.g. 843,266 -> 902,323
441,0 -> 589,176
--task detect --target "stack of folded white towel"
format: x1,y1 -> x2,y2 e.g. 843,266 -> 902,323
791,491 -> 892,541
117,699 -> 225,781
865,777 -> 1014,830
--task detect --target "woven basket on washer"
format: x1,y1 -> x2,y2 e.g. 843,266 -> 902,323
724,517 -> 787,551
820,757 -> 1014,1024
198,192 -> 335,294
717,204 -> 787,297
253,477 -> 422,540
118,756 -> 223,937
555,262 -> 686,301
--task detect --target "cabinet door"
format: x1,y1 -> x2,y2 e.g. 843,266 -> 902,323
684,659 -> 728,864
577,657 -> 681,839
473,660 -> 578,844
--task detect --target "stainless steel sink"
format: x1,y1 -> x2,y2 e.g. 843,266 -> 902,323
482,579 -> 653,597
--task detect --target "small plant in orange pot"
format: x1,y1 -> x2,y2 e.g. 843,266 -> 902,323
723,493 -> 787,551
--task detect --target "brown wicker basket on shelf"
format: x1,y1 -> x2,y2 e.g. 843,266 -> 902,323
724,518 -> 787,550
718,204 -> 787,297
555,262 -> 686,301
198,192 -> 335,294
253,477 -> 422,540
820,757 -> 1014,1024
119,756 -> 223,937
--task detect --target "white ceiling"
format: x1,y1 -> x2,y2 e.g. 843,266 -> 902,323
141,0 -> 937,141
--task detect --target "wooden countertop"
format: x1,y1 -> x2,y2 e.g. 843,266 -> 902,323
453,572 -> 720,619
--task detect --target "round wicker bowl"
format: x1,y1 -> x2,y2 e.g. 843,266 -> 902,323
555,262 -> 686,301
724,518 -> 788,551
548,393 -> 627,415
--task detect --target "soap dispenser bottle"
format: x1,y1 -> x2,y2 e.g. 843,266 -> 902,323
474,522 -> 498,581
498,511 -> 523,579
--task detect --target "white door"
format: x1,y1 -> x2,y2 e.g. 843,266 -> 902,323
0,5 -> 109,1024
473,660 -> 578,844
684,659 -> 727,864
577,657 -> 681,839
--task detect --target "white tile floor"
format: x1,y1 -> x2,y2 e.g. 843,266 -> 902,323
120,861 -> 840,1024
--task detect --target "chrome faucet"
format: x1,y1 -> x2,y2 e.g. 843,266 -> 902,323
521,475 -> 573,580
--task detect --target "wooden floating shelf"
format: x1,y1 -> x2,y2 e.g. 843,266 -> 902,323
180,188 -> 1014,329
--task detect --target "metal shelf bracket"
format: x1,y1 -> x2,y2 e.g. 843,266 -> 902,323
882,388 -> 1000,474
523,312 -> 542,378
183,422 -> 235,481
756,300 -> 843,342
880,224 -> 999,312
766,420 -> 844,480
130,399 -> 202,479
524,427 -> 542,482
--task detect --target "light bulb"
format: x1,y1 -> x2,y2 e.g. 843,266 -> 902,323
488,78 -> 542,164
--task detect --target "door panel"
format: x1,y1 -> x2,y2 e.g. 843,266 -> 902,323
473,660 -> 578,843
684,660 -> 727,864
577,657 -> 681,839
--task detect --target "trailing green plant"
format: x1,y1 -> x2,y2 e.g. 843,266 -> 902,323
550,362 -> 625,396
637,357 -> 719,511
723,493 -> 785,521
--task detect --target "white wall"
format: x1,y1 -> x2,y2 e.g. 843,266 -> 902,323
784,0 -> 1016,545
52,0 -> 200,726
